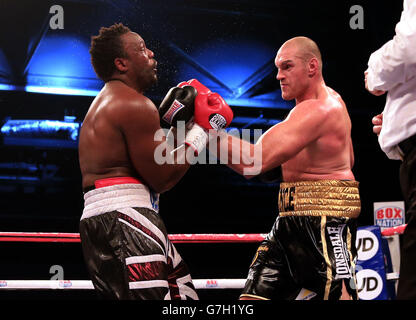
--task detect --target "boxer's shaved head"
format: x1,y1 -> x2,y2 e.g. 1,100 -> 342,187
279,36 -> 322,72
275,36 -> 324,101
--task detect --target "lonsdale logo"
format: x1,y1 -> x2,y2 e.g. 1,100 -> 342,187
327,225 -> 351,279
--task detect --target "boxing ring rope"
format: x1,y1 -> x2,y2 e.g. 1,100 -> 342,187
0,279 -> 246,290
0,225 -> 407,291
0,225 -> 405,243
0,232 -> 268,243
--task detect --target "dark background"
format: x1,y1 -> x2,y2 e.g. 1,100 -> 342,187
0,0 -> 405,300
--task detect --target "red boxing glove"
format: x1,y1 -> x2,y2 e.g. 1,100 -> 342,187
178,79 -> 211,95
180,79 -> 233,130
195,92 -> 233,130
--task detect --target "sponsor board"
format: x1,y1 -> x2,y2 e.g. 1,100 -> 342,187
356,269 -> 384,300
356,226 -> 390,300
374,201 -> 405,230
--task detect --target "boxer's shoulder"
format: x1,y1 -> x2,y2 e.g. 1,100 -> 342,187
103,81 -> 152,109
290,99 -> 343,134
112,87 -> 150,108
293,99 -> 332,118
105,90 -> 158,126
305,97 -> 344,117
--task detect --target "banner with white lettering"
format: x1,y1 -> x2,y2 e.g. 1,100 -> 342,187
373,201 -> 405,230
355,226 -> 389,300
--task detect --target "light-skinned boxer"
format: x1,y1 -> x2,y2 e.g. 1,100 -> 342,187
212,36 -> 361,300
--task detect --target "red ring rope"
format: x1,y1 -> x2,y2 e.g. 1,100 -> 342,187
0,232 -> 266,243
0,225 -> 406,243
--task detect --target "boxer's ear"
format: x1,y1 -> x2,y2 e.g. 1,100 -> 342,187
114,57 -> 128,73
307,57 -> 319,78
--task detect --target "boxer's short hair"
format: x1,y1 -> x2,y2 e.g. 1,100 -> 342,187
90,23 -> 131,81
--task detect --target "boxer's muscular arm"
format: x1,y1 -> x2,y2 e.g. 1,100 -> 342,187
219,100 -> 330,177
115,95 -> 191,193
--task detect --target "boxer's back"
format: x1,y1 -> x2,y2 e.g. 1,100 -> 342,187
282,87 -> 355,181
78,82 -> 138,188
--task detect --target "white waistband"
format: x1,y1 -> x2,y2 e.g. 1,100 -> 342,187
81,184 -> 159,220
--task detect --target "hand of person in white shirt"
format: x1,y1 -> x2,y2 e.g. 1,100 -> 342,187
364,71 -> 386,96
372,113 -> 383,136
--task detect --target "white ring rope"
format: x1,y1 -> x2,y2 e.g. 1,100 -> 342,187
0,279 -> 246,290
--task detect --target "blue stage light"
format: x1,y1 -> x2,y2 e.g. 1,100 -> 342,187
176,38 -> 290,109
1,119 -> 80,148
22,34 -> 102,96
0,84 -> 19,91
24,85 -> 99,96
27,34 -> 94,78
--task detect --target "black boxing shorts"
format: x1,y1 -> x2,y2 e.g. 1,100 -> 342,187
241,180 -> 361,300
79,177 -> 198,300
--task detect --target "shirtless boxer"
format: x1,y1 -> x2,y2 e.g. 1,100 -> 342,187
214,37 -> 361,300
78,23 -> 232,300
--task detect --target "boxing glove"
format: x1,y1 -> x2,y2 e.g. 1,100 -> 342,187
158,85 -> 197,128
181,79 -> 233,131
195,91 -> 233,130
178,79 -> 211,95
179,80 -> 233,156
182,94 -> 232,155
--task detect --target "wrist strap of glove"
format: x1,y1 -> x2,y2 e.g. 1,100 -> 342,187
185,123 -> 208,156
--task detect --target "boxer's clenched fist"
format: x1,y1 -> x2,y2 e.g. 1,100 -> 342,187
178,79 -> 234,156
179,79 -> 233,130
158,85 -> 197,127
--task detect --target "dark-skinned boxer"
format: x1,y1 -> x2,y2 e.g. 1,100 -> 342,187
78,23 -> 232,300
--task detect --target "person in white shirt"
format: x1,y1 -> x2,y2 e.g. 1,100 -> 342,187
365,0 -> 416,300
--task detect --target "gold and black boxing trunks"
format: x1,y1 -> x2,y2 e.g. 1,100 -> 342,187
241,180 -> 361,300
79,177 -> 198,300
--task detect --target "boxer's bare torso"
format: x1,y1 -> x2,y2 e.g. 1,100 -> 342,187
78,81 -> 145,189
79,81 -> 189,193
225,84 -> 355,182
221,37 -> 355,186
279,87 -> 354,182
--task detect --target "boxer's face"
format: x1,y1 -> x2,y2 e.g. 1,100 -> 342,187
275,45 -> 309,101
121,32 -> 158,90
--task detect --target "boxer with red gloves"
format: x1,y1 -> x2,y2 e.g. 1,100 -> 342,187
178,79 -> 233,130
215,37 -> 360,301
176,79 -> 234,155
